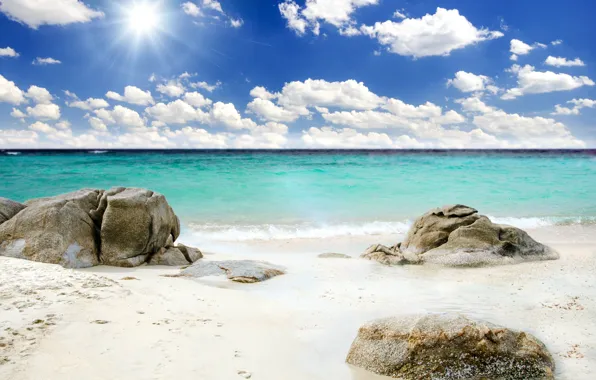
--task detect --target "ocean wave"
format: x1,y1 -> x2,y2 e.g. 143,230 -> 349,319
89,150 -> 108,154
187,221 -> 412,241
6,152 -> 21,156
186,216 -> 596,242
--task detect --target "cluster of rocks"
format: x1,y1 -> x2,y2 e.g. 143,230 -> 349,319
363,204 -> 558,267
0,188 -> 201,268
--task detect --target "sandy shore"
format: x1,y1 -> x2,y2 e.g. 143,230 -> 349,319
0,225 -> 594,380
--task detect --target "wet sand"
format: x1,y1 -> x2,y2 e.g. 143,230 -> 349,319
0,225 -> 594,379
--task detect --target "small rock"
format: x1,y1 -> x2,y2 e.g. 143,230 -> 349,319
237,370 -> 252,378
318,252 -> 351,259
91,320 -> 110,325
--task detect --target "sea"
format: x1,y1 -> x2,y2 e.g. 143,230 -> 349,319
1,150 -> 595,242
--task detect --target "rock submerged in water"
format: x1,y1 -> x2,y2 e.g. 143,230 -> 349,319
0,188 -> 200,268
175,260 -> 285,283
346,313 -> 555,380
363,205 -> 558,267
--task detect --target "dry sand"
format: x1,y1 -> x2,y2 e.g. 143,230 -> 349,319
0,225 -> 594,380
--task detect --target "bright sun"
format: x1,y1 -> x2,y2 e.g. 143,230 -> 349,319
127,2 -> 160,35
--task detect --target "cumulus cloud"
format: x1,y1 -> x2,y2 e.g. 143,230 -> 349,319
190,81 -> 221,92
502,65 -> 594,99
10,108 -> 27,119
25,85 -> 53,104
145,99 -> 209,125
447,71 -> 497,94
360,8 -> 503,58
94,105 -> 145,129
247,98 -> 304,122
0,46 -> 19,57
0,129 -> 38,148
157,80 -> 186,97
32,57 -> 61,65
183,92 -> 212,108
302,126 -> 394,148
0,0 -> 104,29
552,98 -> 596,115
26,103 -> 61,120
0,74 -> 26,104
106,86 -> 154,105
68,97 -> 109,110
545,56 -> 585,67
279,0 -> 378,36
509,39 -> 546,61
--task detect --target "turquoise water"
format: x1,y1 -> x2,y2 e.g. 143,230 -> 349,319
1,150 -> 595,240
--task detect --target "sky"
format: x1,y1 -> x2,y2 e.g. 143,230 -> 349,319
0,0 -> 595,149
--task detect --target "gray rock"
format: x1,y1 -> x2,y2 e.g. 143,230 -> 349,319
365,205 -> 557,267
318,252 -> 352,259
100,188 -> 180,267
178,260 -> 284,283
401,205 -> 481,255
0,189 -> 102,268
0,197 -> 26,225
346,313 -> 555,380
361,244 -> 410,265
148,244 -> 203,266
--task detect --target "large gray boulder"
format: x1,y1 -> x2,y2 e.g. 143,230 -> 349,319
176,260 -> 284,283
346,313 -> 555,380
0,197 -> 26,225
363,205 -> 557,267
99,187 -> 180,267
0,189 -> 102,268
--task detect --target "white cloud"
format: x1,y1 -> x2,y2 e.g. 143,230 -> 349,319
509,39 -> 546,60
183,92 -> 212,108
182,2 -> 202,17
393,10 -> 406,19
0,46 -> 19,57
0,74 -> 26,104
447,71 -> 494,93
302,127 -> 394,148
157,81 -> 186,97
55,120 -> 71,130
106,86 -> 154,105
279,1 -> 308,35
230,18 -> 243,28
190,80 -> 221,92
455,96 -> 494,114
10,108 -> 26,119
26,103 -> 61,120
95,105 -> 145,129
145,99 -> 209,125
0,0 -> 104,29
551,39 -> 562,46
360,8 -> 503,58
552,98 -> 596,115
276,79 -> 383,111
250,86 -> 276,100
68,97 -> 109,110
32,57 -> 61,65
29,121 -> 57,134
0,129 -> 38,147
87,116 -> 109,133
203,0 -> 223,13
545,56 -> 585,67
247,98 -> 304,122
25,85 -> 53,104
502,65 -> 594,99
210,102 -> 257,130
164,127 -> 229,148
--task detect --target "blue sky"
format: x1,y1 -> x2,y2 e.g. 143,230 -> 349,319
0,0 -> 595,148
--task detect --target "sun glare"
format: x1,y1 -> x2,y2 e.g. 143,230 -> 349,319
127,2 -> 160,35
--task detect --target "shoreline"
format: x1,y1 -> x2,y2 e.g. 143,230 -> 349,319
1,224 -> 594,379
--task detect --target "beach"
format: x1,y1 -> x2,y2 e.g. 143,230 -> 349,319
1,224 -> 594,380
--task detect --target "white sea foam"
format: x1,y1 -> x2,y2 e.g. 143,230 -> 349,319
187,216 -> 595,242
187,221 -> 412,241
89,150 -> 108,154
6,152 -> 20,155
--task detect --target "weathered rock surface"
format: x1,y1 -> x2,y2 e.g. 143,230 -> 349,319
0,188 -> 200,268
318,252 -> 352,259
177,260 -> 284,283
0,197 -> 26,225
0,189 -> 102,268
363,205 -> 557,267
346,313 -> 555,380
100,187 -> 181,267
148,240 -> 203,266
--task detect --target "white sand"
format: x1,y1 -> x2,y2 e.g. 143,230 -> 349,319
0,225 -> 595,380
